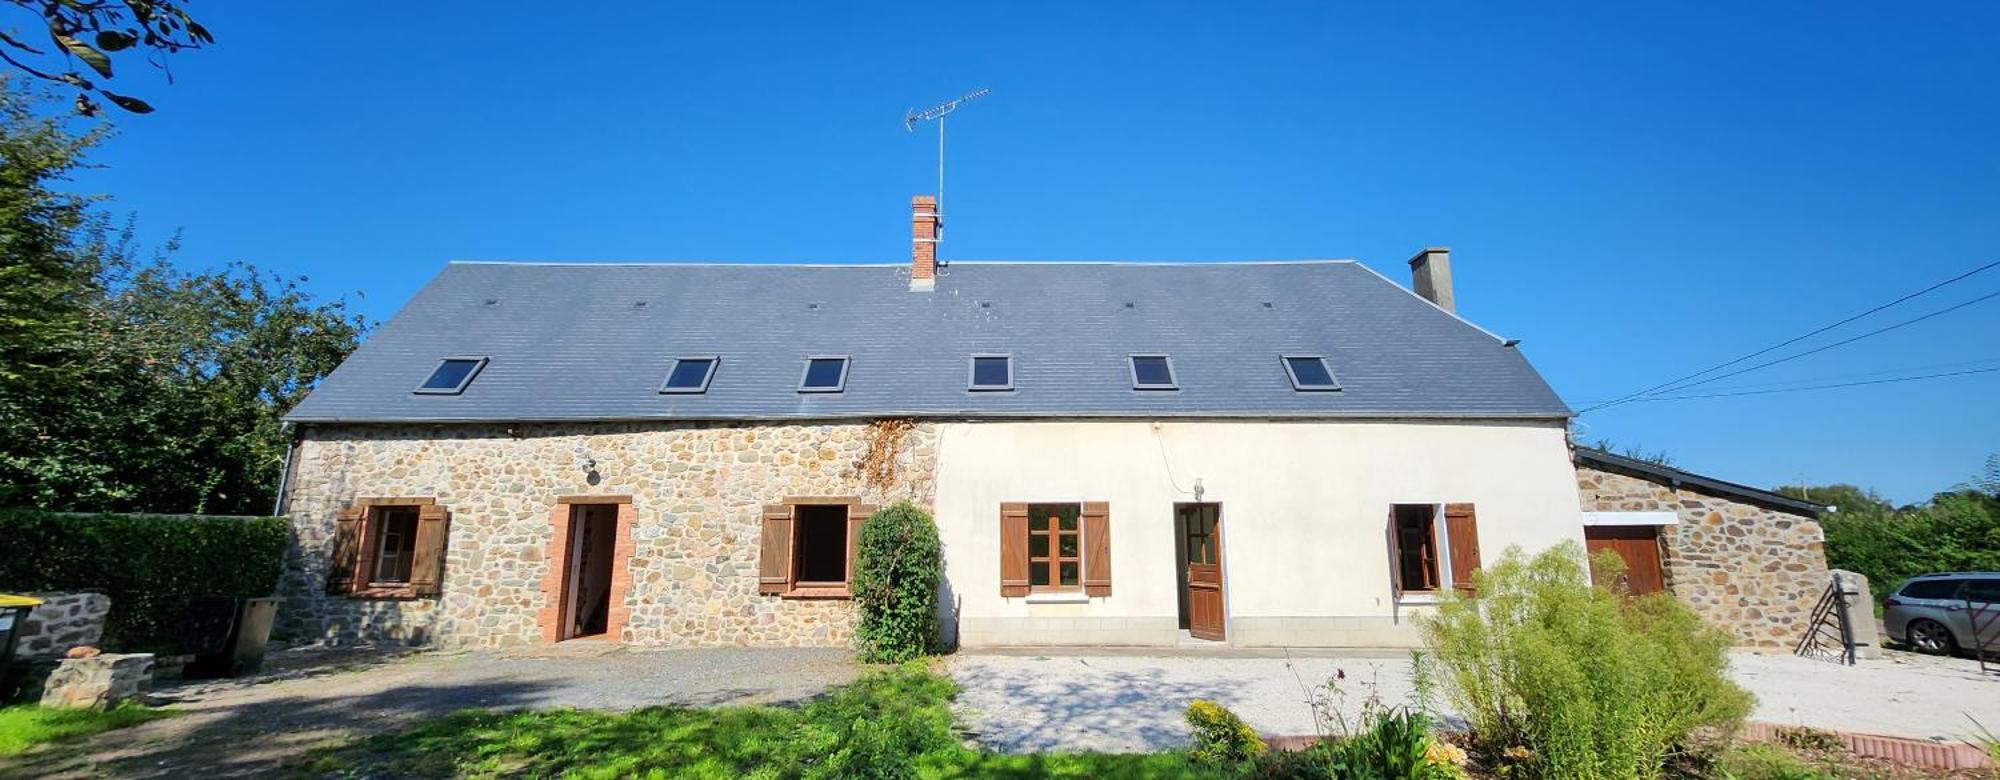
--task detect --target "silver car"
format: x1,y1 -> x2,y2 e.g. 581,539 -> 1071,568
1883,572 -> 2000,655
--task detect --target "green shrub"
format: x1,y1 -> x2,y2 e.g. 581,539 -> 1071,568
1416,542 -> 1753,779
1185,699 -> 1266,764
0,509 -> 287,651
1329,709 -> 1459,780
850,501 -> 942,663
1711,743 -> 1833,780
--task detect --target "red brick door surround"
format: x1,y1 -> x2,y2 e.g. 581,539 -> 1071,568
537,495 -> 637,643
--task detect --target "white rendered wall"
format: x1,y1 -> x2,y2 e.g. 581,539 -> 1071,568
933,420 -> 1583,647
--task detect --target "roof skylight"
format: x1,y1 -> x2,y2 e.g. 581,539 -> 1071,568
1128,354 -> 1177,390
1282,355 -> 1340,391
659,356 -> 719,394
969,354 -> 1013,391
799,356 -> 849,393
415,357 -> 487,395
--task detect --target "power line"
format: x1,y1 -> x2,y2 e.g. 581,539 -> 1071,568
1622,365 -> 2000,402
1618,355 -> 2000,395
1634,288 -> 2000,397
1577,258 -> 2000,414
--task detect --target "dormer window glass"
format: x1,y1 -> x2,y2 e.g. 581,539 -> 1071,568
1282,355 -> 1340,391
660,357 -> 719,394
415,357 -> 487,395
1128,354 -> 1177,390
799,356 -> 850,393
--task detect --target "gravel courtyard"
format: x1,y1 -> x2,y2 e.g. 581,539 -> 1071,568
1,644 -> 862,779
946,649 -> 2000,753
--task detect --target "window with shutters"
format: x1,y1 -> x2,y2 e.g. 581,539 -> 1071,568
757,499 -> 874,599
1387,502 -> 1482,600
326,498 -> 451,600
1029,503 -> 1083,591
370,506 -> 421,585
1391,504 -> 1440,593
999,501 -> 1111,598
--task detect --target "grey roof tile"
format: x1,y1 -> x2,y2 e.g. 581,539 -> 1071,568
285,260 -> 1571,423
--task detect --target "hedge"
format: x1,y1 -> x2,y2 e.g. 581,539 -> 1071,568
0,509 -> 288,652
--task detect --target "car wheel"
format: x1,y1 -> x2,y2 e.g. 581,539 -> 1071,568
1907,619 -> 1959,655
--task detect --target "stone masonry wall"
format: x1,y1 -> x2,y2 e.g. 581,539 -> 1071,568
1577,465 -> 1829,649
278,420 -> 938,649
13,592 -> 110,658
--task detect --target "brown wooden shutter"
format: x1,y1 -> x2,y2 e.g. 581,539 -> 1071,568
409,505 -> 451,597
1444,503 -> 1482,594
1385,507 -> 1403,600
326,506 -> 365,595
1082,501 -> 1111,597
999,502 -> 1030,597
847,503 -> 877,586
758,504 -> 794,594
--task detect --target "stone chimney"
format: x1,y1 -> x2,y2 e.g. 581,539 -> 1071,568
1408,247 -> 1454,313
911,195 -> 939,291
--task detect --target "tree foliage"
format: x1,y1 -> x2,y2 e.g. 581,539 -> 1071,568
0,80 -> 365,514
851,501 -> 942,663
1777,458 -> 2000,599
0,1 -> 212,114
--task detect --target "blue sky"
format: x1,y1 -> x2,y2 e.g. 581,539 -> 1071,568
61,2 -> 2000,503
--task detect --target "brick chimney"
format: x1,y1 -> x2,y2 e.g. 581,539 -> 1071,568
910,195 -> 939,291
1408,247 -> 1454,313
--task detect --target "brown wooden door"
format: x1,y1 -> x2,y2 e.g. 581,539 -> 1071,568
1180,504 -> 1226,641
1584,525 -> 1665,595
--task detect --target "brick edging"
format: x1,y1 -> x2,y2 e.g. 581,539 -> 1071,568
1740,721 -> 1996,771
1260,724 -> 1995,771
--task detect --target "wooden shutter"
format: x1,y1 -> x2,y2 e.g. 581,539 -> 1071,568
1444,503 -> 1482,595
1385,507 -> 1403,600
326,506 -> 365,594
409,505 -> 451,597
1082,501 -> 1112,596
999,502 -> 1030,597
847,503 -> 878,586
758,504 -> 794,594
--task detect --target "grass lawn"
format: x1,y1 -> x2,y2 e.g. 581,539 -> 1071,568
310,662 -> 1229,779
0,703 -> 175,757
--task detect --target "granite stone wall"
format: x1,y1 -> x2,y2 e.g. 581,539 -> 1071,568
12,592 -> 109,658
1576,465 -> 1829,649
278,420 -> 938,649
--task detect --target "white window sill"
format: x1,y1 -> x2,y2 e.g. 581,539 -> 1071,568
1396,593 -> 1442,606
1024,592 -> 1091,604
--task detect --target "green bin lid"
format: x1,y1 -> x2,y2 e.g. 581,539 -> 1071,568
0,594 -> 44,608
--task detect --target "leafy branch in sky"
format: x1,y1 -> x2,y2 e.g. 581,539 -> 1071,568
0,0 -> 212,114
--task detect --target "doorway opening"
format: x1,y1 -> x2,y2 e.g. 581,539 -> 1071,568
560,503 -> 619,640
1175,503 -> 1225,641
1584,525 -> 1666,595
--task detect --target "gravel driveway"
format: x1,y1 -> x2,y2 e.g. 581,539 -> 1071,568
947,650 -> 2000,753
3,643 -> 861,779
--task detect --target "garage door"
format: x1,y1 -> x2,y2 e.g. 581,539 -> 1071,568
1584,525 -> 1665,595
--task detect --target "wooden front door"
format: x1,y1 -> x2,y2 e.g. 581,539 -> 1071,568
1179,503 -> 1226,641
1584,525 -> 1665,595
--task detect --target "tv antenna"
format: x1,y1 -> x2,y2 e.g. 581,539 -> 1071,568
905,88 -> 990,235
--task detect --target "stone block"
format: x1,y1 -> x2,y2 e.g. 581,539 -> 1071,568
38,653 -> 154,709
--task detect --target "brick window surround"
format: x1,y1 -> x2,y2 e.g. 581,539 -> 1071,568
537,495 -> 638,644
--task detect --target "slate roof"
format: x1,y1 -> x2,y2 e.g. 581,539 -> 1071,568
284,260 -> 1571,423
1574,448 -> 1827,517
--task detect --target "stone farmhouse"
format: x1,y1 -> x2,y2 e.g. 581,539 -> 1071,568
274,195 -> 1831,650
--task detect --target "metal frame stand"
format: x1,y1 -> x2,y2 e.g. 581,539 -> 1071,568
1796,572 -> 1857,665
